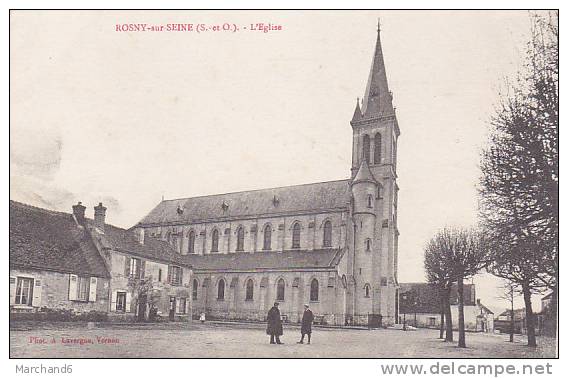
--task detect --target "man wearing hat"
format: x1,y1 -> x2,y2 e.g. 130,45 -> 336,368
266,302 -> 284,344
298,304 -> 314,344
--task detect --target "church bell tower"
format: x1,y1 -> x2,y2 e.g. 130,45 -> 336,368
349,22 -> 400,325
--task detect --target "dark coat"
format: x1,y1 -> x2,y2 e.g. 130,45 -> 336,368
266,306 -> 283,336
301,309 -> 314,334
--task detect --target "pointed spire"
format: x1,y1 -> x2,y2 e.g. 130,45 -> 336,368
360,22 -> 394,119
353,159 -> 376,184
351,97 -> 363,122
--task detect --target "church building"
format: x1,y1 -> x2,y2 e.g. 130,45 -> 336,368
134,26 -> 401,327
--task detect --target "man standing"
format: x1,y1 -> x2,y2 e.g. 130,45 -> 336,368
298,304 -> 314,344
266,302 -> 283,344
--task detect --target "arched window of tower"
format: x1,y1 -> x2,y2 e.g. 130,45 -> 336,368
367,195 -> 373,208
374,133 -> 382,164
366,239 -> 372,252
364,284 -> 371,298
362,134 -> 371,163
377,184 -> 383,200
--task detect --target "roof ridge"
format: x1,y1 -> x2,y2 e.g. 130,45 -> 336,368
162,178 -> 351,203
10,200 -> 73,218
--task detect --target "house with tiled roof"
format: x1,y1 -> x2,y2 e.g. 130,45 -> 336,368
131,26 -> 401,326
10,200 -> 193,321
399,283 -> 494,332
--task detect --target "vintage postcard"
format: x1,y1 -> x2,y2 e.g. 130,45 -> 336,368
9,9 -> 558,363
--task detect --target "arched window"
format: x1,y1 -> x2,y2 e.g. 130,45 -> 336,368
276,278 -> 285,301
292,223 -> 301,249
377,183 -> 383,200
211,229 -> 219,252
263,224 -> 272,250
323,221 -> 332,247
362,134 -> 371,163
367,195 -> 373,208
245,279 -> 254,301
192,279 -> 198,300
366,239 -> 372,252
166,232 -> 171,244
364,284 -> 371,298
310,279 -> 319,302
236,226 -> 245,252
217,279 -> 225,300
374,133 -> 382,164
188,231 -> 196,254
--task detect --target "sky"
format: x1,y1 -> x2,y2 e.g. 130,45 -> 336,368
10,10 -> 544,312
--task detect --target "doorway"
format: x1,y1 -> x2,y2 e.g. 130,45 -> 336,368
137,293 -> 147,322
169,296 -> 176,321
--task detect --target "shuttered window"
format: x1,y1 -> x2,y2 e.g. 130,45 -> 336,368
15,277 -> 33,305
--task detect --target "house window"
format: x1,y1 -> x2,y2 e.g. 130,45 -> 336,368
125,257 -> 141,279
192,279 -> 199,301
310,279 -> 319,302
374,132 -> 382,164
15,277 -> 33,305
178,298 -> 187,314
116,292 -> 127,312
245,279 -> 254,301
429,317 -> 437,327
276,278 -> 285,301
236,227 -> 245,252
364,284 -> 371,298
211,229 -> 219,252
169,266 -> 182,286
77,276 -> 90,301
263,224 -> 272,250
292,223 -> 301,249
323,221 -> 332,247
188,231 -> 196,254
363,134 -> 370,163
217,279 -> 225,300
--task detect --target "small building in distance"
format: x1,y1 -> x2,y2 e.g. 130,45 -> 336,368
399,282 -> 494,332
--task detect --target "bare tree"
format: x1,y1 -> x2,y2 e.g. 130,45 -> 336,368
424,238 -> 453,342
496,280 -> 521,342
425,228 -> 488,348
480,11 -> 558,347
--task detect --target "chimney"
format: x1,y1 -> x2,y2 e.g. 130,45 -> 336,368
94,202 -> 107,233
72,202 -> 86,225
136,228 -> 145,245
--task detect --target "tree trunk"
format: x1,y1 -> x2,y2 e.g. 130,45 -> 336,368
457,276 -> 466,348
444,285 -> 453,342
522,282 -> 537,347
550,285 -> 558,337
439,293 -> 445,339
509,292 -> 514,342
